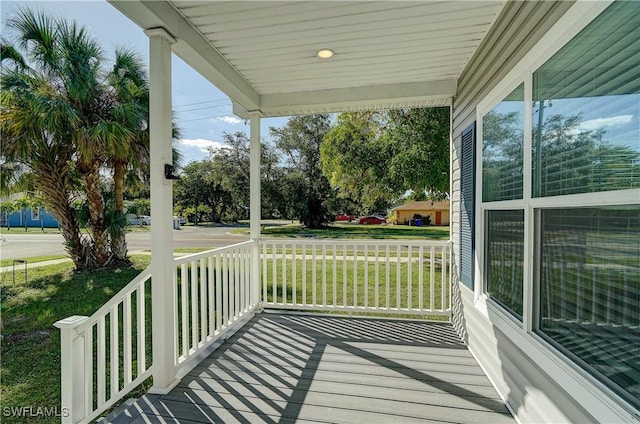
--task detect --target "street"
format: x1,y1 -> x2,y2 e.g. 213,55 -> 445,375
0,225 -> 250,261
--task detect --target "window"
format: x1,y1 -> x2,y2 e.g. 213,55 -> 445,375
475,0 -> 640,408
485,210 -> 524,319
31,208 -> 40,221
483,84 -> 524,202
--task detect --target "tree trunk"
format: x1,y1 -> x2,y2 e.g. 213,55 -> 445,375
36,164 -> 88,269
83,164 -> 110,267
111,161 -> 128,261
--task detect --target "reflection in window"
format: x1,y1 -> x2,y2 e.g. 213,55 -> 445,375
538,206 -> 640,408
482,84 -> 524,202
532,1 -> 640,198
485,210 -> 524,319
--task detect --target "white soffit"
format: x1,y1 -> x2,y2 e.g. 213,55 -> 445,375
109,1 -> 505,117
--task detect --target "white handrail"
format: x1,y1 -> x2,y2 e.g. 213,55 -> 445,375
260,239 -> 452,316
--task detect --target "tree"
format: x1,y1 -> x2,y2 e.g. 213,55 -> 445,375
321,108 -> 451,213
321,112 -> 392,213
270,115 -> 334,228
105,48 -> 150,261
386,107 -> 450,199
0,10 -> 150,269
1,11 -> 87,266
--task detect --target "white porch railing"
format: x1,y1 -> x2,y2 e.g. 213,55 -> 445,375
56,238 -> 451,423
261,239 -> 452,316
173,241 -> 257,372
54,266 -> 153,424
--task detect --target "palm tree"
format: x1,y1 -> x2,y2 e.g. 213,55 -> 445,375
1,12 -> 88,266
1,10 -> 139,268
105,48 -> 149,261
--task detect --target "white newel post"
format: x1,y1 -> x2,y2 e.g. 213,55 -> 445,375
249,113 -> 262,307
145,27 -> 179,393
55,315 -> 88,424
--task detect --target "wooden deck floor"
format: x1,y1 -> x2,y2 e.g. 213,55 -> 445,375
112,312 -> 514,423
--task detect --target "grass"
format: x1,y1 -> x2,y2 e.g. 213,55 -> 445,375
0,255 -> 151,424
0,255 -> 69,268
232,223 -> 450,240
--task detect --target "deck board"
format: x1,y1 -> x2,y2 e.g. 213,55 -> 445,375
113,312 -> 514,424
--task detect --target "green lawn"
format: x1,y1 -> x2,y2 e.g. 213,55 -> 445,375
0,256 -> 151,424
233,223 -> 450,240
0,255 -> 69,268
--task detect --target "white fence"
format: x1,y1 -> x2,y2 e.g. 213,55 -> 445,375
56,238 -> 451,423
173,241 -> 257,369
55,266 -> 152,424
261,239 -> 451,316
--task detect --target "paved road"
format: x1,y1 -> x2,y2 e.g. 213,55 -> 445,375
0,225 -> 250,261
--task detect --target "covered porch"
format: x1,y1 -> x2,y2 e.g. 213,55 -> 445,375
55,1 -> 638,423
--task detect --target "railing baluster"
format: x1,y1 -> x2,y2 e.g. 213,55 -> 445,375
364,245 -> 369,308
441,245 -> 447,312
430,245 -> 435,311
262,241 -> 267,304
223,252 -> 229,327
302,243 -> 307,306
407,246 -> 412,310
123,293 -> 132,384
234,249 -> 240,318
332,243 -> 337,308
137,282 -> 145,375
292,242 -> 297,305
375,245 -> 379,308
312,244 -> 317,306
419,245 -> 424,311
272,241 -> 277,304
208,257 -> 215,337
85,325 -> 93,416
216,254 -> 222,333
343,243 -> 348,307
180,263 -> 188,357
396,245 -> 401,310
322,244 -> 327,306
282,242 -> 287,305
190,261 -> 198,352
97,316 -> 106,406
353,243 -> 358,308
110,305 -> 119,397
385,245 -> 390,309
199,258 -> 207,344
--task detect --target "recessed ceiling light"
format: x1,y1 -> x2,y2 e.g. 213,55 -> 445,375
316,49 -> 335,59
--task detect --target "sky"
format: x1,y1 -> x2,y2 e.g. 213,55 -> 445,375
0,0 -> 289,165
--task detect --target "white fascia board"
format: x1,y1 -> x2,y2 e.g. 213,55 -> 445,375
258,79 -> 457,117
108,0 -> 260,112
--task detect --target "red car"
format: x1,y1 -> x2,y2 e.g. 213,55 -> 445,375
335,214 -> 356,222
358,215 -> 387,225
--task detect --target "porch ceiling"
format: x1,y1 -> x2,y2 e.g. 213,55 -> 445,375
108,1 -> 505,117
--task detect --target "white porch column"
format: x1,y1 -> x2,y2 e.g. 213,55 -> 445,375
249,113 -> 262,306
145,27 -> 179,393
